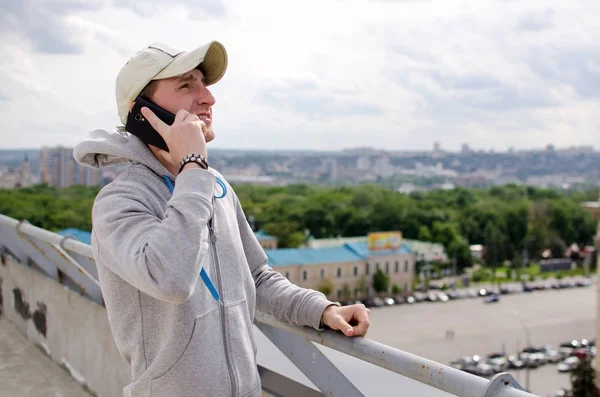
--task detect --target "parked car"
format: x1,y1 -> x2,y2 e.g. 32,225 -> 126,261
413,292 -> 427,303
362,297 -> 384,308
484,293 -> 500,304
520,347 -> 549,366
507,355 -> 525,370
558,356 -> 580,372
575,278 -> 591,288
450,356 -> 475,370
437,292 -> 450,302
393,296 -> 405,305
426,292 -> 439,302
541,346 -> 564,363
486,353 -> 509,372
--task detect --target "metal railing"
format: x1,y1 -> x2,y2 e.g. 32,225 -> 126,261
0,213 -> 538,397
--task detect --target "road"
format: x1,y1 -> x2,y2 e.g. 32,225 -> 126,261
366,284 -> 596,396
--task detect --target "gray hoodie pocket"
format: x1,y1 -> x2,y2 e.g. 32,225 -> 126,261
226,299 -> 260,393
150,307 -> 230,397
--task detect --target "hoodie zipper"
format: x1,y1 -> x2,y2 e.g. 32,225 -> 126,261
208,218 -> 237,397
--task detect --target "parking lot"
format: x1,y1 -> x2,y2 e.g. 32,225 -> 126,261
366,281 -> 596,396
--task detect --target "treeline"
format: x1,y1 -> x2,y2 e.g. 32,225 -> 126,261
0,184 -> 100,232
0,183 -> 597,271
234,183 -> 598,270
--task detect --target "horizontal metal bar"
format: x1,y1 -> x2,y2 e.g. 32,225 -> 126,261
0,213 -> 93,258
255,312 -> 536,397
0,223 -> 59,280
0,223 -> 36,266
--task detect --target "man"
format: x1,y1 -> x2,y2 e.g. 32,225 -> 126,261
74,41 -> 371,397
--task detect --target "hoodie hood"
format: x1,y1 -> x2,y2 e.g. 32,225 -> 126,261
74,128 -> 174,179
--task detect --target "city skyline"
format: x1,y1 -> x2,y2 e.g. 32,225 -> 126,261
0,142 -> 597,154
1,1 -> 599,151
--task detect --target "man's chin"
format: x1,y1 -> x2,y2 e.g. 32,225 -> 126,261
205,129 -> 216,143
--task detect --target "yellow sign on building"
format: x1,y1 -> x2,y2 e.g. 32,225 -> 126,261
368,231 -> 402,251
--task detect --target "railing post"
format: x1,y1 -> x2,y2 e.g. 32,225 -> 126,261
257,321 -> 364,396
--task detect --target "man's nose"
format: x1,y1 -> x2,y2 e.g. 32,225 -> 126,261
195,85 -> 216,106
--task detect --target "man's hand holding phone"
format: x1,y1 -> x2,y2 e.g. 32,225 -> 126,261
141,107 -> 208,174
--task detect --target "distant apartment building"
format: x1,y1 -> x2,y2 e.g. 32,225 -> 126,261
374,155 -> 391,178
356,156 -> 370,171
0,155 -> 33,189
268,238 -> 415,301
41,146 -> 102,188
321,158 -> 338,180
454,173 -> 489,188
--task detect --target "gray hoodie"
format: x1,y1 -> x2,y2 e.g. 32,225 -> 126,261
74,128 -> 335,397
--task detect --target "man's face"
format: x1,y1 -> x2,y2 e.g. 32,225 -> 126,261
151,68 -> 217,142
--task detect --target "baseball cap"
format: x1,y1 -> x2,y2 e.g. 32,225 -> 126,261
115,41 -> 227,125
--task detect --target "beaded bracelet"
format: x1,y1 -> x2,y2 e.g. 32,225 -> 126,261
178,153 -> 209,174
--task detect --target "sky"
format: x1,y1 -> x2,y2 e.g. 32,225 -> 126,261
0,0 -> 598,152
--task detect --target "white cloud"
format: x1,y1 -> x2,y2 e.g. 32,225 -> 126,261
0,0 -> 598,151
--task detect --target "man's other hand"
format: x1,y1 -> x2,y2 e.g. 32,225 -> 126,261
321,304 -> 371,337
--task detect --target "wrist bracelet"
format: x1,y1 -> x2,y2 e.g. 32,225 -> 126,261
178,153 -> 209,174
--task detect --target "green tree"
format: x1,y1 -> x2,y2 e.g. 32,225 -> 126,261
484,222 -> 505,268
527,200 -> 550,260
392,283 -> 402,295
372,269 -> 390,294
448,236 -> 473,271
431,221 -> 460,248
570,356 -> 600,397
263,222 -> 305,248
316,279 -> 335,298
356,275 -> 369,297
341,283 -> 352,301
549,233 -> 567,258
418,225 -> 432,242
505,202 -> 530,258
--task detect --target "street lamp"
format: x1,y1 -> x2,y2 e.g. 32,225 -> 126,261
511,310 -> 531,392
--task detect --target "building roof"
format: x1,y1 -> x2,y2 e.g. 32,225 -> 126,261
56,228 -> 92,245
266,246 -> 364,267
344,241 -> 412,257
308,236 -> 368,249
309,236 -> 445,253
255,230 -> 277,241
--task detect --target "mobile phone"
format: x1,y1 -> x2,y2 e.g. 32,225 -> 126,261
126,96 -> 175,152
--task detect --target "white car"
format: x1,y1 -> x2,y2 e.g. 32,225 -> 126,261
558,356 -> 580,372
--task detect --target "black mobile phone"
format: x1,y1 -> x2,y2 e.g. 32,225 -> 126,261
126,96 -> 175,152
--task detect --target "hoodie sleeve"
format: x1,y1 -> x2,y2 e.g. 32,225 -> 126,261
231,191 -> 338,330
92,168 -> 215,305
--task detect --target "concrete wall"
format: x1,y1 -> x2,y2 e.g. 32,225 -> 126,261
0,255 -> 129,397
